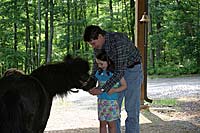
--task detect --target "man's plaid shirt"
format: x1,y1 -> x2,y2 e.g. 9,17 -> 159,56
92,32 -> 142,92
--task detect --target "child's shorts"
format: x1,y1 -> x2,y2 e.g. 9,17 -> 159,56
98,99 -> 120,122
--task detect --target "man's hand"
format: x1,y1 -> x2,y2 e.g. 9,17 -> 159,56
89,87 -> 102,95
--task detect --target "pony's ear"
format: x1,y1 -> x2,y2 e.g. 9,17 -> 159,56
64,54 -> 73,63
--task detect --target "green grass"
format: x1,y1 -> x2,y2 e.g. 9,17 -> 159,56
150,99 -> 177,107
148,74 -> 200,79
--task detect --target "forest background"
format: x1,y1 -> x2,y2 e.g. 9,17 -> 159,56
0,0 -> 199,76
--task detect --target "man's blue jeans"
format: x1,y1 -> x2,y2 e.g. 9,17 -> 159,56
116,64 -> 143,133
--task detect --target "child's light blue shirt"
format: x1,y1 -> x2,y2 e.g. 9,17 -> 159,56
95,70 -> 120,100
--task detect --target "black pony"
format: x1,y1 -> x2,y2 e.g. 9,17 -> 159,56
0,55 -> 96,133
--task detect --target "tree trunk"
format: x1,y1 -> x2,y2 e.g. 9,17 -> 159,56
96,0 -> 99,17
37,0 -> 41,66
155,0 -> 162,66
25,0 -> 31,73
13,0 -> 18,68
130,0 -> 135,41
32,0 -> 37,70
66,0 -> 70,54
109,0 -> 113,21
45,0 -> 49,64
48,0 -> 54,63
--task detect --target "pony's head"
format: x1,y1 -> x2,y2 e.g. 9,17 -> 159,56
64,55 -> 96,92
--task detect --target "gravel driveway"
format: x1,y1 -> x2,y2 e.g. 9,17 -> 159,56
44,74 -> 200,132
147,75 -> 200,99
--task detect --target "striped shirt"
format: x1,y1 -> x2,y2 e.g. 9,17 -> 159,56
92,32 -> 142,92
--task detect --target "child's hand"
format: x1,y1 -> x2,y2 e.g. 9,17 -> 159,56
107,88 -> 116,95
89,87 -> 102,95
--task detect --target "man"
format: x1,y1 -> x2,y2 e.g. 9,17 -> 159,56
84,25 -> 143,133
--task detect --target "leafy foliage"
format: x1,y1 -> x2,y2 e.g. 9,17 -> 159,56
148,0 -> 200,75
0,0 -> 199,76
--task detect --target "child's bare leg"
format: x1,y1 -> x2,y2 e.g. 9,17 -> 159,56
100,121 -> 107,133
107,121 -> 116,133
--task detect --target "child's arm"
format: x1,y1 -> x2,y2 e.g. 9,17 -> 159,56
108,77 -> 127,95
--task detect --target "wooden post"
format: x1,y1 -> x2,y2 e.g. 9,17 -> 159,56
135,0 -> 146,108
135,0 -> 152,109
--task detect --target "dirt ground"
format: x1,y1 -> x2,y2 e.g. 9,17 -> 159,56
44,75 -> 200,133
44,96 -> 200,133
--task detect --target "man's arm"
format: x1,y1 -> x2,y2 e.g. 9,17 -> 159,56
101,33 -> 131,92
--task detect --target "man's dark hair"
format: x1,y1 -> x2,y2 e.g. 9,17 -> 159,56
83,25 -> 106,42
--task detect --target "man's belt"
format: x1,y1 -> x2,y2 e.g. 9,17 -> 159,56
127,61 -> 141,68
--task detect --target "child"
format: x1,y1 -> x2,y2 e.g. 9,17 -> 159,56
95,51 -> 127,133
